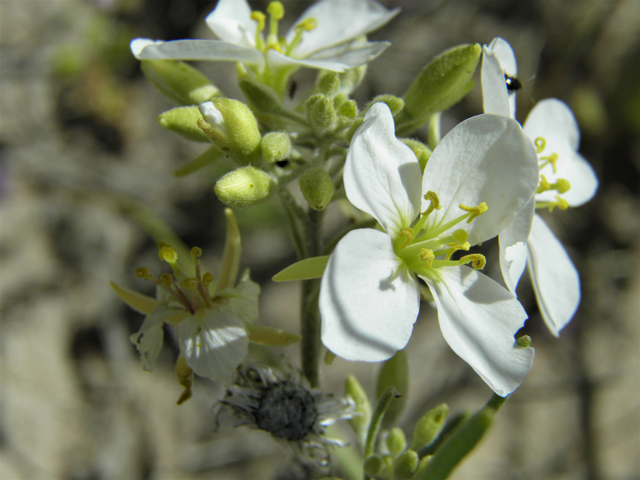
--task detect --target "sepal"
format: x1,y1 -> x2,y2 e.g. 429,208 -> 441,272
141,59 -> 221,106
158,106 -> 212,142
272,255 -> 330,282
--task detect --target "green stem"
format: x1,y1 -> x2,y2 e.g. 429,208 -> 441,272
300,208 -> 324,387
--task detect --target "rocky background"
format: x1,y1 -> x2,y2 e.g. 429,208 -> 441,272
1,0 -> 639,479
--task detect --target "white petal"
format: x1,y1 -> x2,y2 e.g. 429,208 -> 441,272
217,270 -> 260,324
177,308 -> 249,381
268,40 -> 390,72
482,38 -> 517,117
204,0 -> 256,48
499,196 -> 535,292
481,46 -> 510,117
288,0 -> 399,57
487,37 -> 517,78
344,103 -> 422,235
423,267 -> 534,396
524,99 -> 598,206
319,229 -> 420,362
130,306 -> 179,371
131,39 -> 264,67
422,114 -> 539,245
527,215 -> 580,336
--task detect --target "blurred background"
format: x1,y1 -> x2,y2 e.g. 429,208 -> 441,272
1,0 -> 639,479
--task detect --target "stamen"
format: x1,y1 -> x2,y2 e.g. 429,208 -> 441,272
445,241 -> 470,261
423,190 -> 442,216
458,202 -> 488,224
202,272 -> 214,288
160,273 -> 173,287
419,249 -> 435,268
158,244 -> 178,264
554,178 -> 571,194
181,278 -> 198,290
135,267 -> 151,280
397,227 -> 414,249
534,137 -> 546,154
536,174 -> 550,194
285,18 -> 318,55
540,152 -> 559,173
459,254 -> 486,270
451,229 -> 468,244
536,195 -> 569,212
250,11 -> 266,51
266,2 -> 285,52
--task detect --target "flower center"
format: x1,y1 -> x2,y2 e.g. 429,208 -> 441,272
250,2 -> 317,57
255,382 -> 318,441
533,136 -> 571,212
393,191 -> 488,278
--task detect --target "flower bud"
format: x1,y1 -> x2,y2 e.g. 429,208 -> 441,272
363,455 -> 383,476
386,427 -> 407,457
316,70 -> 340,96
337,64 -> 367,95
198,99 -> 261,165
299,168 -> 334,210
376,349 -> 408,429
367,95 -> 405,116
158,106 -> 211,142
307,95 -> 337,135
393,450 -> 419,479
214,166 -> 276,208
401,139 -> 432,172
409,403 -> 449,451
397,44 -> 481,134
345,374 -> 372,445
337,98 -> 357,119
141,60 -> 221,106
261,132 -> 291,163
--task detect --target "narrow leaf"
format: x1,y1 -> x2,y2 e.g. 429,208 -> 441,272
110,281 -> 157,314
272,256 -> 330,282
246,324 -> 301,346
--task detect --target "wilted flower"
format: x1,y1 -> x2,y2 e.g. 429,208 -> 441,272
482,37 -> 599,335
319,103 -> 539,396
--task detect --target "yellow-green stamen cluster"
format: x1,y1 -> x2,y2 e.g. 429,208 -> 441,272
394,191 -> 489,277
250,2 -> 317,57
534,136 -> 572,212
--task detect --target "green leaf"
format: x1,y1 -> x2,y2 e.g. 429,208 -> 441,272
110,281 -> 157,314
272,256 -> 330,282
246,324 -> 301,346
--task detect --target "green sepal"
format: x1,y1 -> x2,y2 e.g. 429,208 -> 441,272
141,59 -> 221,106
376,349 -> 409,429
396,44 -> 481,135
409,403 -> 449,451
158,106 -> 211,142
272,255 -> 330,282
173,146 -> 223,178
246,324 -> 301,346
345,374 -> 372,446
110,281 -> 157,314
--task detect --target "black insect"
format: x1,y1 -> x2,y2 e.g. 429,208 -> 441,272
288,79 -> 298,99
505,74 -> 523,92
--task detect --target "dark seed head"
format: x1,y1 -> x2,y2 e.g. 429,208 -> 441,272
255,382 -> 318,441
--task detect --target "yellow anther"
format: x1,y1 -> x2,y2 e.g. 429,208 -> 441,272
540,152 -> 559,173
250,11 -> 266,30
423,190 -> 442,216
534,137 -> 546,154
459,202 -> 488,223
295,17 -> 318,32
451,229 -> 468,244
267,1 -> 285,19
538,195 -> 569,212
554,178 -> 571,194
445,241 -> 470,261
419,248 -> 435,268
536,174 -> 550,194
190,246 -> 202,259
135,267 -> 151,280
202,272 -> 214,288
555,196 -> 569,211
181,278 -> 198,290
398,227 -> 414,249
158,245 -> 178,264
160,273 -> 174,286
266,42 -> 283,53
460,253 -> 486,270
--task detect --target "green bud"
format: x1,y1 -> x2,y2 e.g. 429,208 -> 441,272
198,99 -> 261,165
368,95 -> 405,116
158,106 -> 211,143
214,166 -> 275,208
401,139 -> 432,172
345,117 -> 364,143
239,77 -> 283,114
299,168 -> 334,210
316,70 -> 340,96
333,93 -> 348,109
141,60 -> 221,106
337,64 -> 367,95
397,44 -> 482,134
308,95 -> 337,135
338,99 -> 358,119
516,335 -> 532,348
386,427 -> 407,457
363,455 -> 383,476
409,403 -> 449,451
345,375 -> 372,446
261,132 -> 291,163
375,350 -> 409,429
393,450 -> 419,479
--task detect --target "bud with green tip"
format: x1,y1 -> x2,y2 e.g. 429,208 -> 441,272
393,450 -> 419,479
363,455 -> 383,476
214,166 -> 276,209
386,427 -> 407,457
337,64 -> 367,95
299,168 -> 335,211
141,60 -> 221,106
396,44 -> 481,134
409,403 -> 449,451
402,138 -> 432,172
345,374 -> 372,446
316,70 -> 340,96
375,349 -> 409,429
338,99 -> 358,119
261,132 -> 291,163
158,106 -> 212,142
198,99 -> 261,165
367,95 -> 405,116
307,95 -> 338,135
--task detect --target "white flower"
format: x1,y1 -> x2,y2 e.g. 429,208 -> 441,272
482,37 -> 599,335
131,0 -> 397,89
319,103 -> 539,396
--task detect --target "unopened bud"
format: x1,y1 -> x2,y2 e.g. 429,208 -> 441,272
158,106 -> 211,142
402,138 -> 432,172
368,95 -> 405,116
345,375 -> 371,445
299,168 -> 334,210
516,335 -> 532,348
214,166 -> 276,208
409,403 -> 449,451
363,455 -> 383,476
316,70 -> 340,96
261,132 -> 291,163
337,64 -> 367,95
141,60 -> 221,106
386,427 -> 407,457
393,450 -> 419,479
338,99 -> 357,119
198,99 -> 261,165
307,95 -> 337,135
